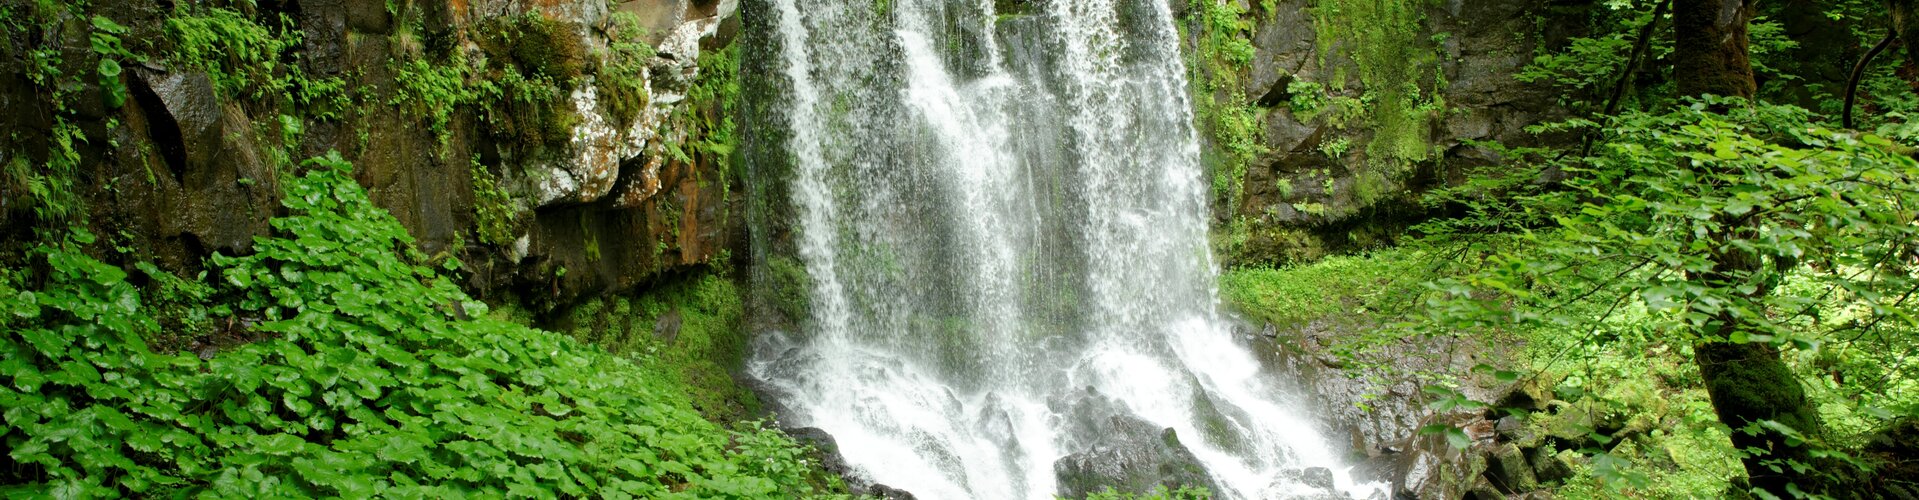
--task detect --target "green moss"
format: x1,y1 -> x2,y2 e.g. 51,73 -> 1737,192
1219,247 -> 1425,329
596,12 -> 655,128
481,12 -> 587,81
1190,392 -> 1248,455
994,0 -> 1034,17
657,196 -> 681,256
1185,0 -> 1267,216
1308,0 -> 1442,168
681,44 -> 742,193
766,254 -> 814,326
476,66 -> 577,151
414,12 -> 584,152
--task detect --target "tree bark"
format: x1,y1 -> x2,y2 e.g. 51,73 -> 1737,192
1844,32 -> 1898,129
1674,0 -> 1756,98
1894,0 -> 1919,68
1673,0 -> 1826,495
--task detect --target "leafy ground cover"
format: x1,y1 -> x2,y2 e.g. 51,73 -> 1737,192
0,153 -> 834,497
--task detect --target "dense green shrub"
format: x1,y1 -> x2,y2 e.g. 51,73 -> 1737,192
0,153 -> 828,497
561,273 -> 756,423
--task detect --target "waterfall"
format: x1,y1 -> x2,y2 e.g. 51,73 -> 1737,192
743,1 -> 1380,498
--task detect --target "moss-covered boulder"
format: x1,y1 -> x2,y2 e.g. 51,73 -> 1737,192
1050,388 -> 1220,498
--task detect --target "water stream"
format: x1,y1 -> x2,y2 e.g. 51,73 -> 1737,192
743,1 -> 1378,497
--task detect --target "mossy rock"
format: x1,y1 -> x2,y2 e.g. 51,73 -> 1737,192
471,12 -> 589,150
480,12 -> 588,81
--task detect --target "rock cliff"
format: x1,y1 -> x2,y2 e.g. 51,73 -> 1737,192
1190,0 -> 1582,264
1,0 -> 742,311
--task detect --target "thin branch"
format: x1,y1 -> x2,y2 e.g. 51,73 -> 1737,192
1838,281 -> 1919,343
1844,31 -> 1898,129
1543,255 -> 1658,316
1518,274 -> 1647,391
1605,0 -> 1675,117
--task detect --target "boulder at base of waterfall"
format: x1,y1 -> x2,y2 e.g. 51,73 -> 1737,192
782,427 -> 850,479
1052,415 -> 1219,499
1267,466 -> 1344,499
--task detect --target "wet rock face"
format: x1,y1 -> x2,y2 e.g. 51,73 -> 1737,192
764,425 -> 921,499
1268,466 -> 1347,499
1049,388 -> 1220,499
1250,318 -> 1488,457
10,0 -> 742,308
1391,431 -> 1490,500
1237,317 -> 1579,499
121,68 -> 279,262
1213,0 -> 1579,264
0,0 -> 740,306
1051,424 -> 1217,499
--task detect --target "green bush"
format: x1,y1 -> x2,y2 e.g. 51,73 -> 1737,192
562,273 -> 756,423
0,152 -> 827,497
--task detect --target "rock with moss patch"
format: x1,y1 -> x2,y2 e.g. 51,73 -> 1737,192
1049,388 -> 1220,499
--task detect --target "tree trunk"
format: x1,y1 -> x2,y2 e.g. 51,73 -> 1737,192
1673,0 -> 1827,495
1674,0 -> 1757,98
1894,0 -> 1919,68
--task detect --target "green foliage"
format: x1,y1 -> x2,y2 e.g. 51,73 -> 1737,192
1309,0 -> 1441,165
1424,98 -> 1919,349
382,7 -> 651,155
1231,94 -> 1919,494
1516,28 -> 1640,101
0,152 -> 830,496
88,15 -> 134,109
476,62 -> 577,151
132,260 -> 218,353
1317,137 -> 1352,160
561,273 -> 755,422
1,2 -> 116,221
468,156 -> 520,246
686,45 -> 742,176
4,1 -> 356,221
1414,97 -> 1919,493
386,10 -> 586,152
1185,0 -> 1266,213
165,8 -> 292,98
1513,296 -> 1747,497
7,119 -> 88,222
1286,79 -> 1327,115
597,12 -> 656,128
390,54 -> 477,143
1515,3 -> 1662,112
1742,18 -> 1797,87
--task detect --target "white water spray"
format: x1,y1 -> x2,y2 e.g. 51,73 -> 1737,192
747,1 -> 1383,498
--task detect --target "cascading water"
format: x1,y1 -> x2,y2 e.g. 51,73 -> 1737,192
743,1 -> 1381,498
